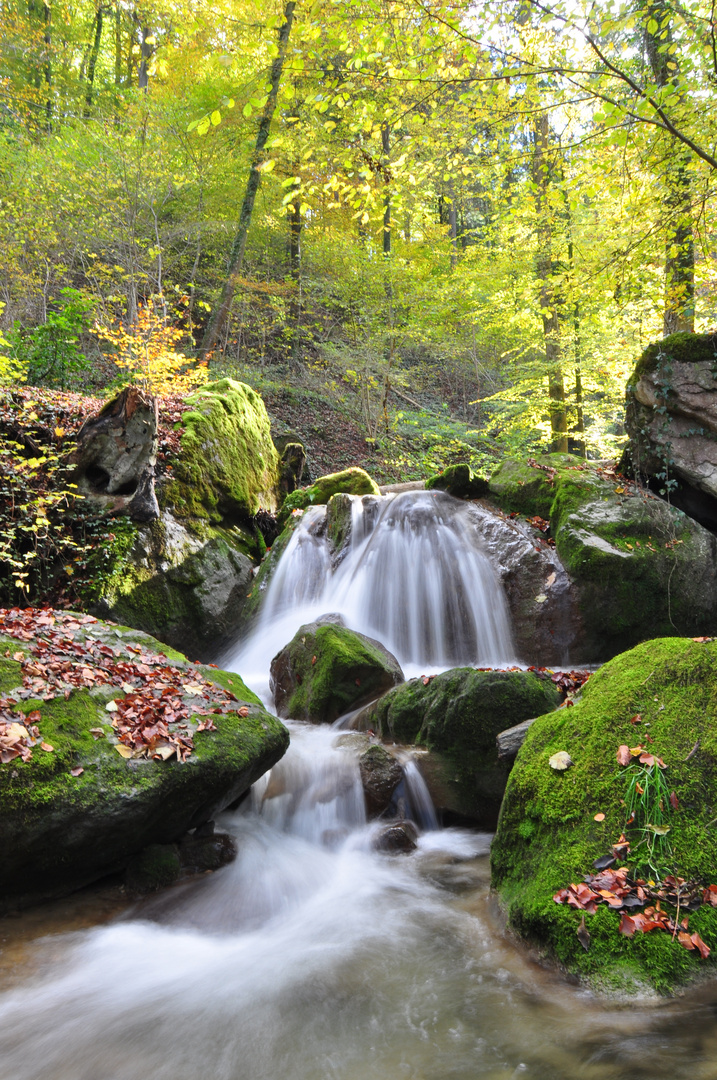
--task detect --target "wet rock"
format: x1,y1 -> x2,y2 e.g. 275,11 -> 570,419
496,717 -> 537,762
270,619 -> 404,724
373,821 -> 418,854
0,614 -> 289,912
358,744 -> 404,818
278,467 -> 380,526
366,668 -> 560,825
487,453 -> 717,661
426,462 -> 489,499
179,829 -> 237,874
125,843 -> 182,894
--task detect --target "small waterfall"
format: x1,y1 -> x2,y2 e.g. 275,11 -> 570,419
229,490 -> 516,694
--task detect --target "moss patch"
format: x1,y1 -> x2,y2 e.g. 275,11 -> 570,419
426,462 -> 489,499
162,378 -> 280,521
491,637 -> 717,993
630,332 -> 717,385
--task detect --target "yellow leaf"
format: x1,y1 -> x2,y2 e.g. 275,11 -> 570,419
114,744 -> 133,758
54,426 -> 65,438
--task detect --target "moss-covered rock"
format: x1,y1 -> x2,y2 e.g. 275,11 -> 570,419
426,463 -> 489,499
93,512 -> 259,661
491,637 -> 717,994
278,467 -> 380,526
162,378 -> 280,522
0,612 -> 288,910
125,843 -> 182,893
487,455 -> 717,659
270,618 -> 404,723
366,668 -> 560,824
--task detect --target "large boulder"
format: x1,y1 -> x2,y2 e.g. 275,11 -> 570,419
270,618 -> 404,723
364,668 -> 560,824
278,467 -> 380,526
161,378 -> 280,520
488,454 -> 717,660
491,637 -> 717,994
425,463 -> 489,499
0,608 -> 288,910
625,332 -> 717,528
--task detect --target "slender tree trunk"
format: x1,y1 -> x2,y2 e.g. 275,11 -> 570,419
448,190 -> 458,269
84,5 -> 104,115
114,2 -> 122,85
287,179 -> 302,368
532,112 -> 567,453
645,2 -> 695,334
199,1 -> 296,361
381,122 -> 391,258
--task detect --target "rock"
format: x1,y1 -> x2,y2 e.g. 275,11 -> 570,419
426,462 -> 489,499
326,492 -> 355,556
93,511 -> 257,661
488,454 -> 717,660
496,717 -> 537,762
366,668 -> 560,824
0,610 -> 288,911
625,333 -> 717,527
358,744 -> 404,818
71,386 -> 160,522
161,378 -> 280,520
178,829 -> 237,874
491,636 -> 717,994
278,467 -> 380,525
373,820 -> 418,854
270,619 -> 404,724
278,442 -> 306,498
125,843 -> 182,894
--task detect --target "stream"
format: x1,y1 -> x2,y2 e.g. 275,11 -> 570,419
2,491 -> 717,1078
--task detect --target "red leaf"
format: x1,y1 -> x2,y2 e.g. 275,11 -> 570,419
669,790 -> 679,811
691,933 -> 711,959
619,912 -> 637,937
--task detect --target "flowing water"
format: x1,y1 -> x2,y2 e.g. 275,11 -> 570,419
3,491 -> 717,1078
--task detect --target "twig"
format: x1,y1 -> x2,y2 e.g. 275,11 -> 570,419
685,740 -> 700,762
672,884 -> 682,940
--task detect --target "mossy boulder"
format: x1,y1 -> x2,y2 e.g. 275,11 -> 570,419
0,611 -> 288,910
625,332 -> 717,528
365,668 -> 560,824
278,467 -> 380,526
426,463 -> 489,499
270,618 -> 404,724
93,512 -> 260,661
491,637 -> 717,994
162,378 -> 280,521
487,455 -> 717,660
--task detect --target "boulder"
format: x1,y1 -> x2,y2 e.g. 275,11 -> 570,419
278,442 -> 307,498
93,511 -> 259,662
358,743 -> 404,818
426,462 -> 489,499
373,820 -> 418,854
270,618 -> 404,724
278,467 -> 380,526
491,637 -> 717,994
161,378 -> 280,520
488,454 -> 717,660
365,668 -> 560,825
625,332 -> 717,528
0,608 -> 288,910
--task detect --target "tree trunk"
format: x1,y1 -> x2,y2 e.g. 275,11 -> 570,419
532,112 -> 568,453
645,2 -> 695,334
84,5 -> 104,115
381,122 -> 391,258
199,1 -> 296,361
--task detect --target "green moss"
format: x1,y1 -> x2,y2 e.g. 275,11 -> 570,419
426,463 -> 488,499
278,467 -> 380,526
488,454 -> 586,518
0,656 -> 24,693
491,637 -> 717,993
272,622 -> 403,724
125,843 -> 181,892
162,378 -> 280,521
199,665 -> 261,706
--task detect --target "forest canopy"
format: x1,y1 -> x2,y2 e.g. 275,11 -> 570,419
0,0 -> 715,470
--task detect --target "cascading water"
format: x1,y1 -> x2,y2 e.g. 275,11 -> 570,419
1,491 -> 716,1079
228,489 -> 517,698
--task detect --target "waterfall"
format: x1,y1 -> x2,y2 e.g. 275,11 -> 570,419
228,490 -> 516,697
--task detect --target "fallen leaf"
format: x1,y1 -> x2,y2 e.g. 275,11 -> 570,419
646,823 -> 670,836
70,766 -> 84,777
114,744 -> 133,758
105,700 -> 118,713
40,742 -> 54,753
546,572 -> 556,588
311,655 -> 317,666
237,706 -> 250,717
617,744 -> 631,767
691,933 -> 711,959
89,728 -> 105,739
535,594 -> 547,604
549,751 -> 573,770
669,790 -> 679,811
619,912 -> 637,937
630,714 -> 642,725
614,487 -> 625,494
594,813 -> 606,822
